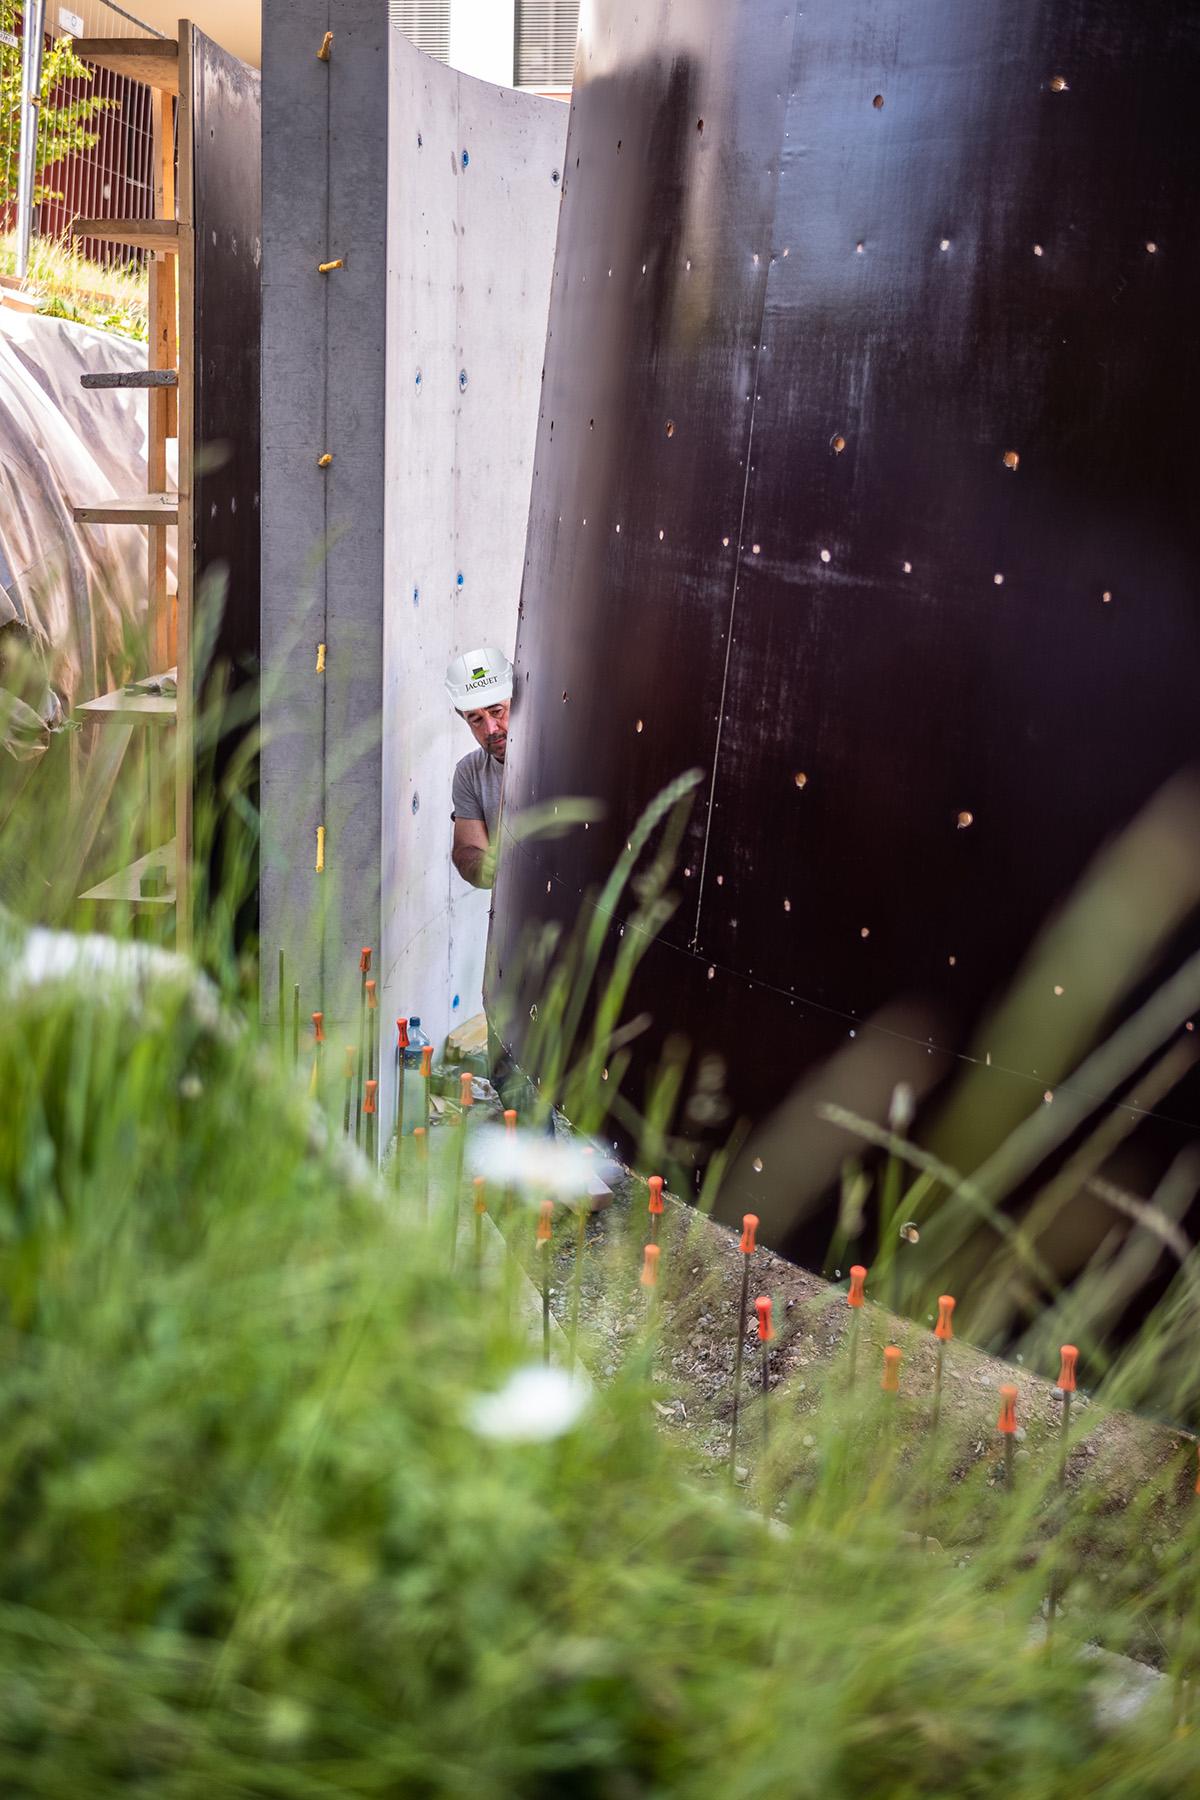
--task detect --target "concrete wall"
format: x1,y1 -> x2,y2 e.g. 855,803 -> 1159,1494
262,0 -> 563,1104
261,0 -> 389,1037
380,29 -> 565,1109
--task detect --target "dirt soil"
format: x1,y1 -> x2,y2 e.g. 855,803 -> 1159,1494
550,1159 -> 1198,1550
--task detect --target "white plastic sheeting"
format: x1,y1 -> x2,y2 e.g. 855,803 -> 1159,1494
0,310 -> 175,725
381,34 -> 565,1074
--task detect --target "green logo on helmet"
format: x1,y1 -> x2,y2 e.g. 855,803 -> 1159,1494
472,667 -> 487,680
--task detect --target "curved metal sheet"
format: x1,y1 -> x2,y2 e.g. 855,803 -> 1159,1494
490,0 -> 1200,1263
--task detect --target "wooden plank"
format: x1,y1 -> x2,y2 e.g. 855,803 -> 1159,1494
175,20 -> 195,955
71,38 -> 179,94
151,84 -> 179,439
73,494 -> 179,525
77,685 -> 177,726
80,840 -> 177,910
81,369 -> 178,389
70,219 -> 179,252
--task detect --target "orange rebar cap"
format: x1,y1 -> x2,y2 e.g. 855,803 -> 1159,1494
397,1017 -> 409,1048
847,1265 -> 867,1308
366,979 -> 378,1010
342,1046 -> 355,1078
1057,1345 -> 1078,1393
504,1108 -> 518,1133
460,1072 -> 474,1106
739,1214 -> 759,1254
882,1345 -> 901,1392
363,1079 -> 377,1115
421,1045 -> 433,1075
997,1384 -> 1018,1434
935,1295 -> 955,1341
648,1175 -> 664,1214
473,1175 -> 487,1214
755,1296 -> 775,1342
359,947 -> 372,973
413,1125 -> 428,1156
313,1012 -> 326,1043
640,1243 -> 660,1288
537,1199 -> 554,1242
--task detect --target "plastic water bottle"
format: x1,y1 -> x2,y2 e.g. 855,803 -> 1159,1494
401,1016 -> 431,1128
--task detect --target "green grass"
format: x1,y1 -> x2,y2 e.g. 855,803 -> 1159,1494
4,634 -> 1200,1789
0,231 -> 148,340
0,916 -> 1198,1796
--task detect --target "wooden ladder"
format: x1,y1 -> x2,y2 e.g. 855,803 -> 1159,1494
69,28 -> 195,950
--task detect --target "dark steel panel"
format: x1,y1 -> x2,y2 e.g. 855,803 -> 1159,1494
490,0 -> 1200,1259
193,30 -> 262,690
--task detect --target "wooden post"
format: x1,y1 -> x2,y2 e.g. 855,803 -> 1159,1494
175,23 -> 195,953
147,85 -> 177,688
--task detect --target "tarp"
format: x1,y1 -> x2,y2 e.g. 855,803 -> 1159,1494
0,308 -> 177,745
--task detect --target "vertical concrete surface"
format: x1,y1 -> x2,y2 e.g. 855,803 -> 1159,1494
261,0 -> 388,1037
381,30 -> 565,1117
263,3 -> 564,1116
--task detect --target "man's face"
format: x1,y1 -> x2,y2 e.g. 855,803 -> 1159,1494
463,699 -> 509,762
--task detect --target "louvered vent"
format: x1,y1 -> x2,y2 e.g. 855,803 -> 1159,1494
389,0 -> 452,63
514,0 -> 579,90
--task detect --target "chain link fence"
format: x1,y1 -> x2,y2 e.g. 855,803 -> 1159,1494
2,0 -> 167,271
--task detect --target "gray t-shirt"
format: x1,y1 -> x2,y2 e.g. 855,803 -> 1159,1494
451,747 -> 504,844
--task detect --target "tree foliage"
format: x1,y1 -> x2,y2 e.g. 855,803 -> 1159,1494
0,5 -> 114,212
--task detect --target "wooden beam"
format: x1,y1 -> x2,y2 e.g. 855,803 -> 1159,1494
80,840 -> 177,911
73,494 -> 180,525
81,370 -> 178,389
70,219 -> 180,252
175,20 -> 195,955
76,686 -> 177,727
71,38 -> 179,94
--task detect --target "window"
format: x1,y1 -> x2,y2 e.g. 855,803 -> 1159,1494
514,0 -> 579,91
390,0 -> 452,63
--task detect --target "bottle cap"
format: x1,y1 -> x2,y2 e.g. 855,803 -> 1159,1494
882,1345 -> 901,1392
755,1296 -> 775,1342
935,1295 -> 955,1340
739,1214 -> 759,1254
848,1265 -> 867,1308
648,1175 -> 664,1214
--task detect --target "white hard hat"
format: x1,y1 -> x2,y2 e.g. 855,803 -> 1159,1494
445,646 -> 513,710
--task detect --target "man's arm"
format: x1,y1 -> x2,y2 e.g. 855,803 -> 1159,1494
453,816 -> 495,888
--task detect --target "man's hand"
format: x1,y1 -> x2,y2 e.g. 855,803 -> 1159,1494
453,817 -> 496,888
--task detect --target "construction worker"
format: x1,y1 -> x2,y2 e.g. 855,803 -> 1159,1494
446,645 -> 513,888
